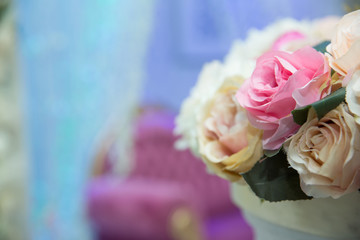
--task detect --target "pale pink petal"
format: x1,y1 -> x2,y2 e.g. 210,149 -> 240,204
262,116 -> 300,150
272,31 -> 306,51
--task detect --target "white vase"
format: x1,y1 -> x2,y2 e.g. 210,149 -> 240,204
231,184 -> 360,240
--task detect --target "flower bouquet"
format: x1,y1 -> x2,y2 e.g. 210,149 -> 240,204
175,10 -> 360,239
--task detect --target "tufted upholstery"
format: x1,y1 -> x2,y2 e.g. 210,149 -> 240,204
88,107 -> 253,240
131,108 -> 237,219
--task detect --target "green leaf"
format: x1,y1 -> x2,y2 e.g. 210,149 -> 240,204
331,68 -> 336,77
313,40 -> 331,54
292,87 -> 346,125
242,150 -> 312,202
0,0 -> 9,23
292,105 -> 311,126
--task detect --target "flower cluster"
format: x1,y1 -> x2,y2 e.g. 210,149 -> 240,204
175,10 -> 360,201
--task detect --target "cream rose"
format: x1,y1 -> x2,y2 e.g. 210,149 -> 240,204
198,77 -> 263,182
346,70 -> 360,124
326,10 -> 360,76
285,103 -> 360,198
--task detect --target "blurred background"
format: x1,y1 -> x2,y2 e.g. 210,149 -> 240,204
0,0 -> 357,239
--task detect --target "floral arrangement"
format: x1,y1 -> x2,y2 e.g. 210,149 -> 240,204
175,10 -> 360,202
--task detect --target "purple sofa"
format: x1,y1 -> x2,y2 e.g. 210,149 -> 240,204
87,107 -> 253,240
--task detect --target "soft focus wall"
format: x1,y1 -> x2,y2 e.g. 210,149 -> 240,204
142,0 -> 346,110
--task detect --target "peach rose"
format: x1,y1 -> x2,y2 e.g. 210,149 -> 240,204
326,10 -> 360,76
198,77 -> 263,182
346,70 -> 360,124
285,103 -> 360,198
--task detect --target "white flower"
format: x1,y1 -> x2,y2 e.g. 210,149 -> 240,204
174,61 -> 224,155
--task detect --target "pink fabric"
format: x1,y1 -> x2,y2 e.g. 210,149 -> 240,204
132,108 -> 236,218
88,107 -> 253,240
88,177 -> 201,240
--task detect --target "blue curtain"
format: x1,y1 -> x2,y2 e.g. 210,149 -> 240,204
16,1 -> 154,239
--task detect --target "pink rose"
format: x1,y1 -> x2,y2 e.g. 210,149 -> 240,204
236,46 -> 331,150
271,31 -> 306,51
272,17 -> 339,52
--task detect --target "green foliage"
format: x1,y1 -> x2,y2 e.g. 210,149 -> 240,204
242,150 -> 312,202
313,40 -> 331,54
0,0 -> 9,23
292,88 -> 346,125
